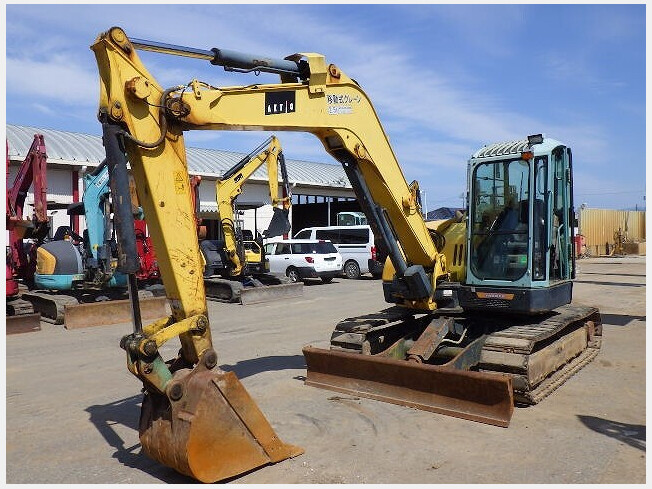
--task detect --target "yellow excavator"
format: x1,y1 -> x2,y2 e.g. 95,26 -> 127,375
200,135 -> 303,304
91,27 -> 601,482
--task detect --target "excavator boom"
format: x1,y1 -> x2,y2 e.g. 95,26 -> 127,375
91,28 -> 514,470
92,32 -> 302,482
215,135 -> 291,277
92,28 -> 446,312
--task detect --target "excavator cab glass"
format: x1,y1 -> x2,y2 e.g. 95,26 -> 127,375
470,158 -> 530,281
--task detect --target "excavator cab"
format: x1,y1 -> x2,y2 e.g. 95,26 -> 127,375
460,134 -> 576,314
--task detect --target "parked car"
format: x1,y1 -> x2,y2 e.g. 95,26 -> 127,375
293,225 -> 383,279
263,239 -> 343,283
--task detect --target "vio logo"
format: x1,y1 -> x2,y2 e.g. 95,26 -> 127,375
265,91 -> 296,115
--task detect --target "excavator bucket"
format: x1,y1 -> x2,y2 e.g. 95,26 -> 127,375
139,363 -> 303,483
263,207 -> 291,239
303,346 -> 514,427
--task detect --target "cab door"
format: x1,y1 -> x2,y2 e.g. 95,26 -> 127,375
549,146 -> 574,282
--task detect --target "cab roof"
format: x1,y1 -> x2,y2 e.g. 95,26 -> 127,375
471,136 -> 564,160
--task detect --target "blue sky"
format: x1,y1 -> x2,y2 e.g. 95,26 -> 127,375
5,3 -> 646,211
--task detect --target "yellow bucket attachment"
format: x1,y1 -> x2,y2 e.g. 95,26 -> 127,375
139,362 -> 303,482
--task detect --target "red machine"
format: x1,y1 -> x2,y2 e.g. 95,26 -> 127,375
6,134 -> 49,332
134,219 -> 160,283
6,134 -> 49,291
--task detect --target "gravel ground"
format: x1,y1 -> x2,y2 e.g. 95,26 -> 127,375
5,256 -> 646,484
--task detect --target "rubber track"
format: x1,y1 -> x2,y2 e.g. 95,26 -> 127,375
21,292 -> 79,324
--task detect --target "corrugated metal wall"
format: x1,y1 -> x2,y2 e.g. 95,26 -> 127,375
578,208 -> 646,256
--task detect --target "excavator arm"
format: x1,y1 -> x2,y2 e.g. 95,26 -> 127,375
92,29 -> 302,483
72,162 -> 118,285
92,27 -> 447,313
216,135 -> 291,276
91,27 -> 513,482
7,134 -> 49,235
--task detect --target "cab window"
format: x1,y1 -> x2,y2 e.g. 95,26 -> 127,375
315,229 -> 340,242
470,158 -> 530,281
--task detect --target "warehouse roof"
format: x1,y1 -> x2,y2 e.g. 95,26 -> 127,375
6,124 -> 351,189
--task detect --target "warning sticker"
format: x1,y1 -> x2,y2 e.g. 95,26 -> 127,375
174,171 -> 186,194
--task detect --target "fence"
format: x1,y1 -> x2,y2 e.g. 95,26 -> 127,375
578,208 -> 646,256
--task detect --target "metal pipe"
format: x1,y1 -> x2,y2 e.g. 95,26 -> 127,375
100,119 -> 140,274
222,136 -> 273,180
127,273 -> 143,335
434,346 -> 464,359
130,37 -> 306,78
130,38 -> 215,60
210,47 -> 304,77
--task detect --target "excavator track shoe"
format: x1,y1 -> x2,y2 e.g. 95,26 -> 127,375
139,363 -> 303,482
303,346 -> 514,427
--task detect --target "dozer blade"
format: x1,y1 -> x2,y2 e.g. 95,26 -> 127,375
64,297 -> 169,329
6,313 -> 41,335
303,346 -> 514,427
239,282 -> 303,305
140,365 -> 303,483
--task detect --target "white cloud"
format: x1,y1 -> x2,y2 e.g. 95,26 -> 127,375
7,55 -> 97,107
541,54 -> 627,94
31,103 -> 56,116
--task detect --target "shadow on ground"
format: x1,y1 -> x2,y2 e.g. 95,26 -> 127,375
581,272 -> 646,278
578,415 -> 646,451
600,313 -> 646,327
220,354 -> 307,379
85,396 -> 196,483
574,280 -> 644,288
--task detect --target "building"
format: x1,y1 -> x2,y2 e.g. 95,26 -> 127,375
6,124 -> 361,239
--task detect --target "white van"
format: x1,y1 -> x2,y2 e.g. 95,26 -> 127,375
293,225 -> 383,279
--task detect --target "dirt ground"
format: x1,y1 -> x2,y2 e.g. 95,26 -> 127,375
5,256 -> 646,484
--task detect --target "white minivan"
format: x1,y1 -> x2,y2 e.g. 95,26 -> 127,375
293,225 -> 383,279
